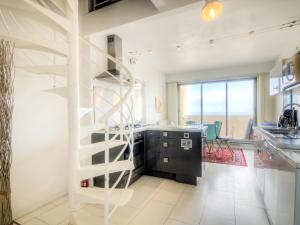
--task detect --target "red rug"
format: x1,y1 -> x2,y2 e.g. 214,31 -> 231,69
204,147 -> 248,167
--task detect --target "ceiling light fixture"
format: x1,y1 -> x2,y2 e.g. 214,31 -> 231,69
148,50 -> 153,54
248,30 -> 255,36
128,51 -> 137,55
201,0 -> 223,21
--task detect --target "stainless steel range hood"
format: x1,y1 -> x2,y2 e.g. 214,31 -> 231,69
96,34 -> 122,79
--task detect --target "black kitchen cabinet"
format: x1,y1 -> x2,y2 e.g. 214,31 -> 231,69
145,131 -> 161,171
91,131 -> 145,188
89,129 -> 204,187
145,130 -> 204,185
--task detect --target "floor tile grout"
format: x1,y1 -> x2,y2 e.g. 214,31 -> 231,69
162,185 -> 186,225
124,180 -> 167,225
17,148 -> 270,225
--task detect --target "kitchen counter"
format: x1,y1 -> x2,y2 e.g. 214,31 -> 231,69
144,128 -> 205,185
138,125 -> 207,133
95,125 -> 207,134
254,127 -> 300,168
254,127 -> 300,225
91,125 -> 207,185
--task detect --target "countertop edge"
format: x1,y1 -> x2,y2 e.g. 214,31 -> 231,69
93,126 -> 208,134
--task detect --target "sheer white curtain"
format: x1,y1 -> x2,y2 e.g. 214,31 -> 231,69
167,82 -> 179,126
257,73 -> 277,125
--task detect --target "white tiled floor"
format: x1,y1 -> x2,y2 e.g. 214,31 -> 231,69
16,148 -> 270,225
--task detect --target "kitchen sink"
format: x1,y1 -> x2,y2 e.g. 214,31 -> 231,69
263,127 -> 300,139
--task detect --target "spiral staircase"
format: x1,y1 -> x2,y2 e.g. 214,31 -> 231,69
0,0 -> 135,224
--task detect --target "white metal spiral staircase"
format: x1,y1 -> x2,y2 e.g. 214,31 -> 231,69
0,0 -> 135,224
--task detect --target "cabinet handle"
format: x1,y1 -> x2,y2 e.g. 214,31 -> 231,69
134,140 -> 143,145
163,142 -> 168,148
184,133 -> 189,138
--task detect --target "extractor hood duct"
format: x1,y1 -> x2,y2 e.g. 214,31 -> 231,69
96,34 -> 123,79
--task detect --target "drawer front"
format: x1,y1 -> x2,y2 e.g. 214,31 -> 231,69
161,131 -> 200,139
158,138 -> 179,173
161,138 -> 178,151
147,130 -> 161,137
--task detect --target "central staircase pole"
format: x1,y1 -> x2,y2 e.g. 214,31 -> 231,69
67,0 -> 80,224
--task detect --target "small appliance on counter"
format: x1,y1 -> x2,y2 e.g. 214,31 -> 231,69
278,108 -> 298,128
282,51 -> 300,88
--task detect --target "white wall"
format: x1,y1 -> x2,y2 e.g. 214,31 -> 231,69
125,59 -> 166,124
166,61 -> 274,83
80,0 -> 199,35
271,36 -> 300,118
1,8 -> 70,217
89,34 -> 166,125
11,71 -> 68,218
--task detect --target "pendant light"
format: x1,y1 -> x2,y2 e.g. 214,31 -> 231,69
201,0 -> 223,21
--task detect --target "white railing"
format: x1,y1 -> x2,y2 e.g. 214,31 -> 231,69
79,37 -> 135,223
0,1 -> 136,224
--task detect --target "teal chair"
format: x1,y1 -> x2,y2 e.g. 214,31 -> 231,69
215,121 -> 222,138
204,123 -> 218,153
214,121 -> 234,158
186,120 -> 196,126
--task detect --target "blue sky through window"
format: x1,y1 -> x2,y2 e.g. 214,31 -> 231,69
182,80 -> 254,116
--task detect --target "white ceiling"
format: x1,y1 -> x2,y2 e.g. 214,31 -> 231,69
92,0 -> 300,75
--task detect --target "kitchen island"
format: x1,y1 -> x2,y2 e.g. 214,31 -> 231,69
144,126 -> 206,185
91,125 -> 207,186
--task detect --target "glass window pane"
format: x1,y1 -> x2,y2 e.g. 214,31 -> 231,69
179,84 -> 201,126
202,82 -> 226,136
228,80 -> 255,139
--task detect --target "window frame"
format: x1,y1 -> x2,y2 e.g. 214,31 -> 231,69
178,77 -> 257,137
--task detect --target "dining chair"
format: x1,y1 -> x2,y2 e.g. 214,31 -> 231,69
204,123 -> 218,154
186,120 -> 196,126
214,121 -> 234,159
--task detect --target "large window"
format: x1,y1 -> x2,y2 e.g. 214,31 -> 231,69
179,84 -> 201,125
227,80 -> 255,139
179,79 -> 256,139
203,82 -> 227,136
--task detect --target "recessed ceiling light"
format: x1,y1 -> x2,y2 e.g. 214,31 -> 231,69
176,45 -> 181,50
128,51 -> 137,55
248,30 -> 255,36
201,0 -> 223,21
148,50 -> 153,54
209,39 -> 214,44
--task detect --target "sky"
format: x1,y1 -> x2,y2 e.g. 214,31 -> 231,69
182,80 -> 255,116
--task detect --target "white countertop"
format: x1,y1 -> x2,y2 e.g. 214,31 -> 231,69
255,127 -> 300,168
95,125 -> 207,134
141,125 -> 207,133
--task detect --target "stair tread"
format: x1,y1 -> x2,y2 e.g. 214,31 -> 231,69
79,140 -> 126,160
76,187 -> 134,206
0,33 -> 68,56
42,87 -> 67,98
79,107 -> 92,118
80,123 -> 105,139
77,160 -> 134,180
17,65 -> 67,76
